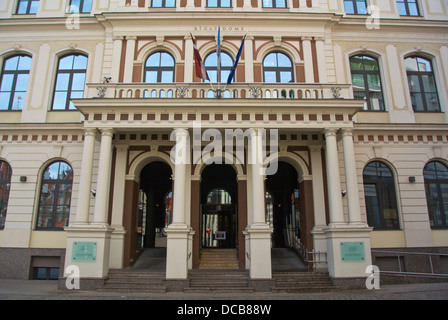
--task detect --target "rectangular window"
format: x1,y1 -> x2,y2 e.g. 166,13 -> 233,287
16,0 -> 39,14
344,0 -> 367,15
69,0 -> 93,13
262,0 -> 287,8
151,0 -> 176,7
397,0 -> 420,16
207,0 -> 232,7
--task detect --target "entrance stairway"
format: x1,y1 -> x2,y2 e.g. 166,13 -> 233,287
199,249 -> 239,269
272,271 -> 339,293
186,269 -> 253,293
100,269 -> 167,293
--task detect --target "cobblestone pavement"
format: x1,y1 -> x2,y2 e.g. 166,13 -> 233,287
0,279 -> 447,300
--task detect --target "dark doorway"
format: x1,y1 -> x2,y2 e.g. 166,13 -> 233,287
138,161 -> 172,249
200,164 -> 238,249
265,161 -> 300,248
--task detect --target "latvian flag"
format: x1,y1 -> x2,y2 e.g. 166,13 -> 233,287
190,33 -> 210,81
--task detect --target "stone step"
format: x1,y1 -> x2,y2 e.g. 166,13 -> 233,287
199,249 -> 239,270
272,271 -> 339,293
100,269 -> 167,293
186,269 -> 253,293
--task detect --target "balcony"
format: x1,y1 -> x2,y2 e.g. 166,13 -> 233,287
75,82 -> 363,130
87,82 -> 353,100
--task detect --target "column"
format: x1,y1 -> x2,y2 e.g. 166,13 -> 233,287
244,36 -> 254,83
74,129 -> 97,225
111,36 -> 124,82
247,129 -> 272,281
301,36 -> 314,83
93,128 -> 114,226
123,36 -> 137,83
314,37 -> 327,84
341,129 -> 363,225
166,129 -> 191,281
324,128 -> 344,225
184,34 -> 193,83
109,144 -> 129,268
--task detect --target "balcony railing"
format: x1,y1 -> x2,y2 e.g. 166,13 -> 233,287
88,82 -> 352,100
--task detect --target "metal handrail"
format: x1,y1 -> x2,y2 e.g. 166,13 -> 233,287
371,249 -> 448,278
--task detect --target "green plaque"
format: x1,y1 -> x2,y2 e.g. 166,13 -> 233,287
340,242 -> 365,262
72,242 -> 97,262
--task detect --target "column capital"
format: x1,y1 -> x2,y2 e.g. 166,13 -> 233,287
125,36 -> 137,41
100,128 -> 115,137
341,128 -> 354,137
314,36 -> 325,42
112,36 -> 124,41
84,128 -> 98,137
301,36 -> 313,42
324,128 -> 339,137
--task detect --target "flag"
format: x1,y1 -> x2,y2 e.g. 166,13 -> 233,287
217,27 -> 221,81
190,33 -> 210,81
226,34 -> 246,85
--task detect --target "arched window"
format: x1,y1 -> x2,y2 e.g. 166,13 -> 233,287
0,161 -> 12,230
52,54 -> 88,110
37,161 -> 73,230
424,161 -> 448,228
0,55 -> 32,110
144,52 -> 175,83
207,189 -> 232,205
349,55 -> 385,111
204,51 -> 233,83
263,52 -> 293,83
405,56 -> 440,112
363,161 -> 399,230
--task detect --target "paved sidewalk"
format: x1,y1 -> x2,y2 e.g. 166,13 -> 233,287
0,279 -> 447,300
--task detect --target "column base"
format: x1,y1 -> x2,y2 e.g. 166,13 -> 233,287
323,224 -> 373,279
246,224 -> 273,279
165,224 -> 192,280
63,225 -> 113,286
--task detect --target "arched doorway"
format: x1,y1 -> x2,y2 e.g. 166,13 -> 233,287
266,161 -> 300,248
137,161 -> 172,249
200,164 -> 238,249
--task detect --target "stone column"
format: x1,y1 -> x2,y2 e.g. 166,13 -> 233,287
184,34 -> 193,83
244,36 -> 254,83
123,36 -> 137,83
247,129 -> 272,282
74,129 -> 97,225
111,36 -> 124,83
93,128 -> 114,227
166,129 -> 191,281
314,37 -> 327,83
324,128 -> 344,225
341,129 -> 363,225
301,36 -> 315,83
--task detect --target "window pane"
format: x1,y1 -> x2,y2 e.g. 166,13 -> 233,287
152,0 -> 163,7
165,0 -> 175,6
146,53 -> 160,67
221,70 -> 230,83
263,53 -> 277,67
275,0 -> 286,8
82,0 -> 93,12
161,71 -> 174,83
264,71 -> 276,83
344,0 -> 354,14
407,74 -> 420,92
277,53 -> 291,67
15,74 -> 29,92
59,56 -> 75,70
221,53 -> 233,67
17,56 -> 32,71
0,92 -> 11,110
160,53 -> 174,67
208,0 -> 218,6
356,0 -> 366,14
29,0 -> 39,14
12,92 -> 25,110
367,73 -> 381,91
55,73 -> 70,91
221,0 -> 231,7
350,56 -> 363,71
70,0 -> 81,12
351,74 -> 365,90
425,93 -> 440,111
0,74 -> 14,92
17,1 -> 28,14
408,3 -> 419,16
207,70 -> 217,83
370,92 -> 384,111
435,162 -> 448,179
363,56 -> 379,71
280,71 -> 292,83
410,92 -> 424,111
73,55 -> 88,70
422,75 -> 436,93
145,71 -> 158,83
263,0 -> 273,7
205,53 -> 218,67
52,92 -> 68,110
71,73 -> 86,91
397,2 -> 406,15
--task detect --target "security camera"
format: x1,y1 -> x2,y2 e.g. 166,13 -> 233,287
103,76 -> 112,83
341,190 -> 347,197
91,189 -> 96,197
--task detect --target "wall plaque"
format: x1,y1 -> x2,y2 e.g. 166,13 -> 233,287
72,242 -> 97,262
340,242 -> 365,262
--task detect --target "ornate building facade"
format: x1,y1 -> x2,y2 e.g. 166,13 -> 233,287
0,0 -> 447,289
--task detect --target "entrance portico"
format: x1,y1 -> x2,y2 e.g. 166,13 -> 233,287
63,91 -> 372,289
